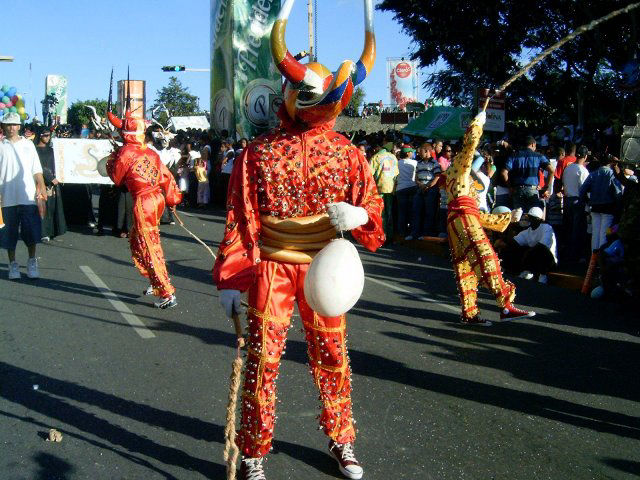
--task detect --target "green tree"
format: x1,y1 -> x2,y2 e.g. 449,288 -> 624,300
345,86 -> 366,116
377,0 -> 640,131
67,99 -> 116,132
151,76 -> 200,124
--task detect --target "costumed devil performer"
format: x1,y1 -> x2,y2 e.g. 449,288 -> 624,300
213,1 -> 383,478
106,76 -> 182,309
444,110 -> 535,326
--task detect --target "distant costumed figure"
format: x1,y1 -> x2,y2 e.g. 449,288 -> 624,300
106,75 -> 182,309
444,111 -> 535,325
213,1 -> 383,478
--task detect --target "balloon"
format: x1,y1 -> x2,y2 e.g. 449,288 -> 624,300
0,103 -> 5,109
17,106 -> 25,114
16,98 -> 24,107
7,87 -> 16,97
0,85 -> 7,92
20,113 -> 28,120
303,238 -> 365,317
10,95 -> 17,104
4,100 -> 12,108
1,96 -> 9,104
15,93 -> 21,100
9,106 -> 16,113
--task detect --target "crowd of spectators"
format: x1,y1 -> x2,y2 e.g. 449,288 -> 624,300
2,115 -> 638,303
342,127 -> 639,301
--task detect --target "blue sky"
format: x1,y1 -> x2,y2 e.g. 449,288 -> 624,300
1,0 -> 433,120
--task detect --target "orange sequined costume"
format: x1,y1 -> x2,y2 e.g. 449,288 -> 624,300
444,115 -> 516,320
106,114 -> 182,299
213,112 -> 384,457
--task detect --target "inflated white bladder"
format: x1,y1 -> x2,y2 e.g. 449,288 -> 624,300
303,238 -> 365,317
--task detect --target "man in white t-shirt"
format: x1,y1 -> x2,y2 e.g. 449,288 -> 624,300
503,206 -> 557,284
0,113 -> 47,280
562,146 -> 590,262
220,139 -> 235,201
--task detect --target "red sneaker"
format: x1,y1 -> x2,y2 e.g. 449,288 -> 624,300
461,316 -> 492,327
329,440 -> 363,479
500,304 -> 535,321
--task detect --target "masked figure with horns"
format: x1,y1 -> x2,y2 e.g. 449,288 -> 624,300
106,75 -> 182,309
213,1 -> 383,478
444,111 -> 535,325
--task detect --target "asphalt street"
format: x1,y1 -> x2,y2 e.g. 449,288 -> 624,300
1,206 -> 639,480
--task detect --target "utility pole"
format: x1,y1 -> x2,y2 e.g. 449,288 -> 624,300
308,0 -> 314,61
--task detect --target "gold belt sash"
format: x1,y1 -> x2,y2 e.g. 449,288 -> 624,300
259,214 -> 336,264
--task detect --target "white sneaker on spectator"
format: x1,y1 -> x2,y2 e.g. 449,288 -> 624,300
538,274 -> 548,284
519,270 -> 534,280
404,235 -> 414,241
41,236 -> 50,243
8,262 -> 20,280
27,258 -> 40,279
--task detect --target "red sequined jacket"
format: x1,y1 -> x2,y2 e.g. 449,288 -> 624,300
213,118 -> 385,292
107,144 -> 182,207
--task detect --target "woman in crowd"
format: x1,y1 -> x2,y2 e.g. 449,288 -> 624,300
35,128 -> 67,241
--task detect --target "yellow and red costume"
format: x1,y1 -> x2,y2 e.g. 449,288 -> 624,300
106,112 -> 182,298
444,114 -> 516,320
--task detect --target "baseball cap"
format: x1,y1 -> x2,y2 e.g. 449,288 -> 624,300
528,207 -> 544,219
1,112 -> 22,125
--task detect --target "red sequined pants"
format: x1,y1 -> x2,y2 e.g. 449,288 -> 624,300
447,209 -> 515,319
238,260 -> 355,458
129,193 -> 175,298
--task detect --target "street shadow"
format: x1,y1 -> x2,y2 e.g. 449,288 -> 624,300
0,362 -> 339,478
32,452 -> 75,480
0,361 -> 219,476
599,457 -> 640,477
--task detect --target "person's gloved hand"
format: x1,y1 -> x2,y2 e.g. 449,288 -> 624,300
327,202 -> 369,232
220,289 -> 244,318
474,111 -> 487,126
510,208 -> 523,223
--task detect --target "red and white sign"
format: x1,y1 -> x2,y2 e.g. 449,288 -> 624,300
395,62 -> 412,78
387,58 -> 419,109
477,88 -> 505,132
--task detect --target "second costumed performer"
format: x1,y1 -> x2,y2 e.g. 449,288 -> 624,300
106,95 -> 183,309
444,110 -> 535,326
212,1 -> 383,478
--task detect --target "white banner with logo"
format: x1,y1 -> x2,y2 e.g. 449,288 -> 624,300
477,89 -> 505,132
168,115 -> 211,132
52,138 -> 114,185
387,58 -> 419,109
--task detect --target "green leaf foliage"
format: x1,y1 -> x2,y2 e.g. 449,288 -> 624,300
151,76 -> 200,124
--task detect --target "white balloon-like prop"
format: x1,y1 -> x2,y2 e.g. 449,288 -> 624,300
304,238 -> 365,317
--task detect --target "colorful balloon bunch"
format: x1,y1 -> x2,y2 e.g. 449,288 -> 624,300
0,85 -> 28,121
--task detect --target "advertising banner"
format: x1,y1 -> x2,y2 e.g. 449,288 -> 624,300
211,0 -> 282,139
402,106 -> 471,140
45,75 -> 68,124
387,58 -> 419,110
477,88 -> 505,132
52,138 -> 114,185
169,115 -> 211,132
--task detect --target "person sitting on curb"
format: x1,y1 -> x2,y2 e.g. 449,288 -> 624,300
502,206 -> 558,284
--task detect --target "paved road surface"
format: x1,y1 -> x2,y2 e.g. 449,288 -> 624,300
1,206 -> 639,479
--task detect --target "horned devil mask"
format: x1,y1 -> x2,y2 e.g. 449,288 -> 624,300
271,0 -> 375,126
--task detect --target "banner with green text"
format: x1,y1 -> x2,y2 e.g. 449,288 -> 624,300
211,0 -> 282,139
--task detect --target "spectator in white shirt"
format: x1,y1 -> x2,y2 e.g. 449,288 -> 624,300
0,113 -> 47,280
562,146 -> 590,262
502,206 -> 557,284
395,145 -> 417,237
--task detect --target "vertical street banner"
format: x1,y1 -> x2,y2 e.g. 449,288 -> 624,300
211,0 -> 282,139
477,88 -> 505,132
387,58 -> 418,110
45,75 -> 68,124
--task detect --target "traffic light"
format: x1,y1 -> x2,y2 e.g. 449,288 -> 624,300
161,65 -> 186,72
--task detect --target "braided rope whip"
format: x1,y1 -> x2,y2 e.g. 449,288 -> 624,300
482,2 -> 640,110
224,338 -> 244,480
